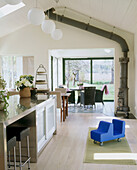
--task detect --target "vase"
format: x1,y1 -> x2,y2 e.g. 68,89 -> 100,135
20,97 -> 31,108
79,85 -> 84,89
19,87 -> 31,98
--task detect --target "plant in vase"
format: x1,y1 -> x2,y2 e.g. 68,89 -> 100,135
21,75 -> 37,97
77,82 -> 84,89
0,74 -> 9,111
20,75 -> 34,84
15,75 -> 34,98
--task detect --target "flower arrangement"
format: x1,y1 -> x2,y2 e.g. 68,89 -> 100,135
20,75 -> 34,84
77,82 -> 83,86
15,75 -> 34,91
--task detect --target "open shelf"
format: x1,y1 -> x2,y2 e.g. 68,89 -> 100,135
35,64 -> 48,90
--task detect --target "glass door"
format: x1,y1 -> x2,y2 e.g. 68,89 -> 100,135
64,59 -> 91,88
92,59 -> 114,100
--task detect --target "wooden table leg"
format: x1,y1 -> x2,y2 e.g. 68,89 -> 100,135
66,96 -> 68,117
63,96 -> 65,121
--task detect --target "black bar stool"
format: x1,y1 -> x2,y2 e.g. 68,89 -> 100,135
7,127 -> 31,170
7,136 -> 16,170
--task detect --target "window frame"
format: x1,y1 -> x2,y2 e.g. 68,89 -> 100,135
63,57 -> 114,101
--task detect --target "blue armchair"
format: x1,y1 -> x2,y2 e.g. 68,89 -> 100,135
90,119 -> 125,146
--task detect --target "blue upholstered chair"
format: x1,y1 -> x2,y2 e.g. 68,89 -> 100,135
90,119 -> 125,146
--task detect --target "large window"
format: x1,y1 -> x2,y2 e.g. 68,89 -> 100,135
1,56 -> 34,89
1,56 -> 23,89
92,59 -> 114,100
64,59 -> 91,88
63,58 -> 114,101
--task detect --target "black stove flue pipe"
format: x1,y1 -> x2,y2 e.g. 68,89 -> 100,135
45,8 -> 130,117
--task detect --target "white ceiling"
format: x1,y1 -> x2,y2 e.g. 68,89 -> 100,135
0,0 -> 137,38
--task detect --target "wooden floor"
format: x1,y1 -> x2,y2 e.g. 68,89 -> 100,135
24,103 -> 137,170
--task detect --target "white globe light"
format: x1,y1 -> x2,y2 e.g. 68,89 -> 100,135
27,8 -> 45,25
41,20 -> 55,34
51,29 -> 63,40
4,0 -> 22,5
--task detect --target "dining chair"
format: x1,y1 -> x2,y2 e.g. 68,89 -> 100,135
67,90 -> 75,104
49,91 -> 62,122
55,88 -> 67,94
80,87 -> 96,107
95,89 -> 104,104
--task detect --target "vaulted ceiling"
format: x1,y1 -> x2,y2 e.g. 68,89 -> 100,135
0,0 -> 137,38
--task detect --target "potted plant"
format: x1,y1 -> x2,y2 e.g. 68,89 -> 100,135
0,74 -> 9,111
20,75 -> 34,84
77,82 -> 83,86
77,82 -> 84,89
21,75 -> 37,96
15,75 -> 34,98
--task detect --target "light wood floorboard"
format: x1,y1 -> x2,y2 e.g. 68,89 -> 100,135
23,105 -> 137,170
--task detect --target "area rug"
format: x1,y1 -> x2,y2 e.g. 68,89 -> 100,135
68,105 -> 104,114
83,127 -> 136,165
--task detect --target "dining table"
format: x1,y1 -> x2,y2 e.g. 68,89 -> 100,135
69,87 -> 84,104
61,93 -> 71,121
70,87 -> 84,91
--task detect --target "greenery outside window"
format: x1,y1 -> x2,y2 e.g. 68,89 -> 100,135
63,57 -> 114,101
1,56 -> 23,89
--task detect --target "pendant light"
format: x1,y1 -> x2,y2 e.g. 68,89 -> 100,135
4,0 -> 22,5
27,0 -> 45,25
51,29 -> 63,40
27,8 -> 45,25
41,19 -> 56,34
51,0 -> 63,40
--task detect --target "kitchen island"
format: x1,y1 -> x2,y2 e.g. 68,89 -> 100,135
0,94 -> 57,170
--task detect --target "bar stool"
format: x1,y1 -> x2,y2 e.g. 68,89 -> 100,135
7,127 -> 31,170
7,136 -> 16,170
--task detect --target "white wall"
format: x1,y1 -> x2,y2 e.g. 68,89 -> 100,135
0,22 -> 135,114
